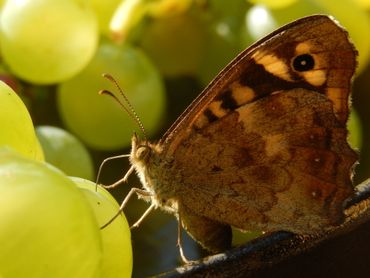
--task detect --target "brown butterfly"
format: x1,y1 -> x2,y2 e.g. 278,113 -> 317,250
104,14 -> 358,261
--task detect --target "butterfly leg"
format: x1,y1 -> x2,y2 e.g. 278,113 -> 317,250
179,203 -> 232,254
95,153 -> 133,189
177,213 -> 190,264
101,165 -> 135,189
130,203 -> 155,229
101,187 -> 152,229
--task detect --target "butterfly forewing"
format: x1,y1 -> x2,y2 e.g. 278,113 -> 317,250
160,15 -> 357,155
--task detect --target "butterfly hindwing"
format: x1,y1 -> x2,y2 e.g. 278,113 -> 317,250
173,89 -> 356,237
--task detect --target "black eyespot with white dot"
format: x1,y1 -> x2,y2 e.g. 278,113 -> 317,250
292,54 -> 315,72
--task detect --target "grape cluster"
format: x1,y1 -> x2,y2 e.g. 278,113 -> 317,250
0,80 -> 132,277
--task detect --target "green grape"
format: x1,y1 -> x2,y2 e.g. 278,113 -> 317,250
0,0 -> 98,84
0,149 -> 101,278
89,0 -> 122,36
147,0 -> 193,18
72,177 -> 133,278
197,0 -> 251,85
348,109 -> 362,150
352,0 -> 370,8
245,5 -> 278,40
139,13 -> 207,77
109,0 -> 192,43
57,42 -> 165,150
35,126 -> 94,180
0,80 -> 44,161
248,0 -> 297,8
268,2 -> 327,25
197,22 -> 242,85
246,1 -> 329,40
239,21 -> 255,50
232,228 -> 262,246
205,0 -> 252,25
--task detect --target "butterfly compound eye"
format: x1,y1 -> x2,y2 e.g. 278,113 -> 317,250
136,145 -> 151,161
292,54 -> 315,72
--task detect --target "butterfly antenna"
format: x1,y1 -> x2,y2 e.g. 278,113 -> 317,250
100,73 -> 148,140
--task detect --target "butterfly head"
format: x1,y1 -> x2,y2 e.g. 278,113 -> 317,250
130,133 -> 179,212
130,133 -> 152,165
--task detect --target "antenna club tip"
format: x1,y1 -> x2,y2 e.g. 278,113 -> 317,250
99,90 -> 115,98
102,73 -> 115,82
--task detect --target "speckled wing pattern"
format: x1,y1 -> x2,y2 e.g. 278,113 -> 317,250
148,15 -> 358,252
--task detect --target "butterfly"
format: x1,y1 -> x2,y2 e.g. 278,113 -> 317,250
105,14 -> 358,261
